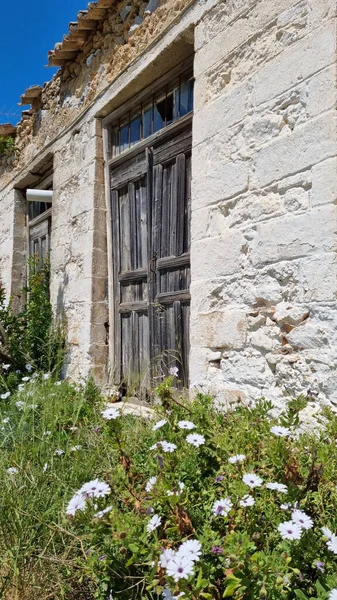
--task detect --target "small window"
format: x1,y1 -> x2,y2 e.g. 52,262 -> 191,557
110,71 -> 194,158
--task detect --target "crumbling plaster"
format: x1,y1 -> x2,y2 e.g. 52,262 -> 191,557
190,0 -> 337,410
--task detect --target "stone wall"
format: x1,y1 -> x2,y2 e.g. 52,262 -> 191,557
51,118 -> 108,383
190,0 -> 337,409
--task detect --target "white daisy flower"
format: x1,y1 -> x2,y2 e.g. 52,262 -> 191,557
270,425 -> 291,437
2,417 -> 9,424
70,445 -> 82,452
1,392 -> 11,400
162,588 -> 185,599
43,373 -> 51,380
2,364 -> 10,371
266,482 -> 288,493
242,473 -> 263,488
43,431 -> 51,436
145,476 -> 157,492
159,548 -> 175,568
177,421 -> 195,430
186,433 -> 205,447
69,426 -> 78,431
66,493 -> 86,516
25,364 -> 33,372
329,590 -> 337,600
15,401 -> 25,410
212,498 -> 233,517
152,419 -> 167,431
176,539 -> 202,562
7,467 -> 18,475
169,366 -> 179,377
281,502 -> 292,510
101,407 -> 120,420
321,526 -> 333,540
228,454 -> 246,464
22,376 -> 30,382
43,463 -> 48,472
240,494 -> 255,507
55,381 -> 62,386
278,520 -> 303,541
54,449 -> 64,456
17,385 -> 25,392
150,442 -> 160,450
79,479 -> 111,499
161,441 -> 177,453
147,513 -> 161,533
326,533 -> 337,554
292,509 -> 313,530
94,506 -> 113,518
166,554 -> 195,582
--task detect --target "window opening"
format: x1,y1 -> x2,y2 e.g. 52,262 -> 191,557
110,72 -> 194,158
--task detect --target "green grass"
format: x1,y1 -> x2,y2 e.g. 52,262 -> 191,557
0,377 -> 336,600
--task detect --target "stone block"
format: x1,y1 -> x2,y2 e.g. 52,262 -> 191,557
286,321 -> 330,349
254,112 -> 336,188
193,82 -> 247,145
191,231 -> 246,280
192,159 -> 249,209
254,21 -> 336,106
273,302 -> 309,325
249,205 -> 336,267
191,206 -> 211,241
306,65 -> 337,118
311,157 -> 337,206
190,308 -> 247,348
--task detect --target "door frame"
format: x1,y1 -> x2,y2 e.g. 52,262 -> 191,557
103,110 -> 193,383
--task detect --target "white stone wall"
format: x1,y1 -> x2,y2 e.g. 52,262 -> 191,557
190,0 -> 337,408
51,117 -> 108,383
0,188 -> 15,301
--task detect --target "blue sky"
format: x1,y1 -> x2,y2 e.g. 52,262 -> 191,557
0,1 -> 86,124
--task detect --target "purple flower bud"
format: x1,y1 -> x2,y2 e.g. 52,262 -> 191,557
215,476 -> 224,482
157,455 -> 164,469
85,548 -> 91,556
99,554 -> 107,561
93,426 -> 101,433
298,572 -> 304,582
211,545 -> 223,554
146,507 -> 154,515
315,561 -> 325,573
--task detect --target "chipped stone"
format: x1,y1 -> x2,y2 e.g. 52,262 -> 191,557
274,302 -> 310,326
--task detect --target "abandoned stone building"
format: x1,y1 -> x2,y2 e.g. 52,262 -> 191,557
0,0 -> 336,409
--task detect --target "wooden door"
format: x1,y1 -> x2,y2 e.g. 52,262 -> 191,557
110,127 -> 191,391
151,131 -> 191,386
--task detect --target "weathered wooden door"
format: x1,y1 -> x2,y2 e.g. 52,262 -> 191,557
111,125 -> 191,391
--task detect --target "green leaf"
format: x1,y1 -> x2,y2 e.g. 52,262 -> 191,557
128,543 -> 139,554
294,590 -> 309,600
223,577 -> 242,597
196,566 -> 203,588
